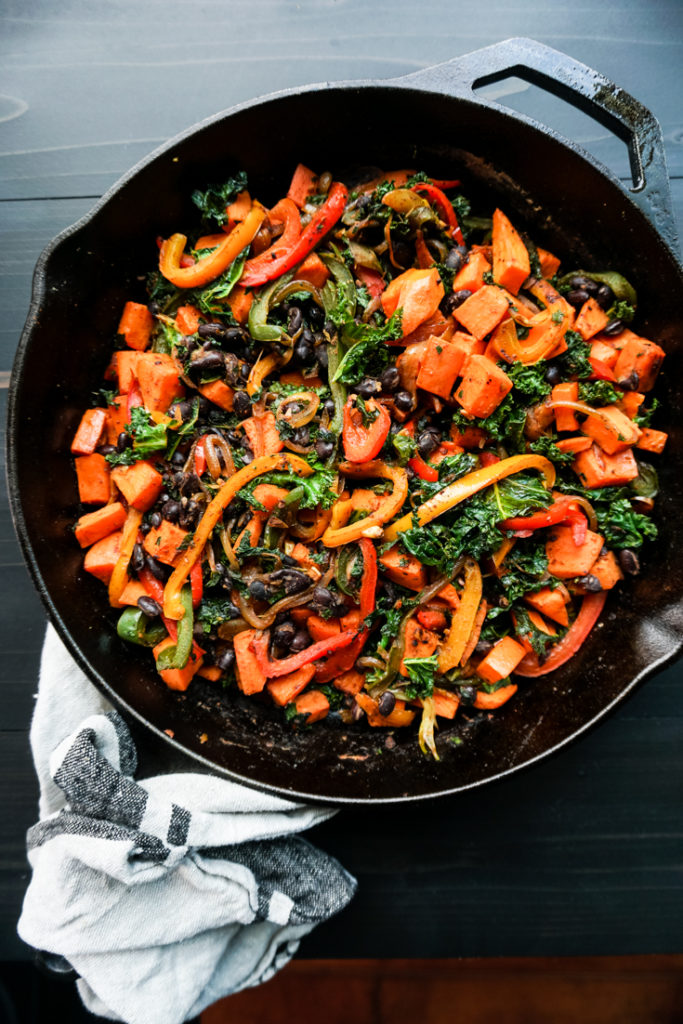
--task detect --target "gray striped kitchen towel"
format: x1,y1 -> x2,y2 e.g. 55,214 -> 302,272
17,625 -> 356,1024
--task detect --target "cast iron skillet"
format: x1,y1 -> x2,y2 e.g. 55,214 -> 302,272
8,38 -> 683,804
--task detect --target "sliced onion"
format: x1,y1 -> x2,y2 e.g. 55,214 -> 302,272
566,494 -> 598,532
277,391 -> 320,428
282,438 -> 314,454
271,278 -> 325,309
204,434 -> 235,479
217,618 -> 250,640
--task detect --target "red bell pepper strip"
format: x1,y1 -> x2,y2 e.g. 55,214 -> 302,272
589,356 -> 617,382
194,437 -> 207,477
240,182 -> 349,287
411,182 -> 464,245
429,178 -> 461,190
139,567 -> 205,657
252,628 -> 358,679
189,560 -> 203,608
479,451 -> 501,468
342,396 -> 391,463
240,197 -> 301,283
514,592 -> 607,677
409,454 -> 439,482
358,537 -> 377,618
501,498 -> 580,533
355,266 -> 385,299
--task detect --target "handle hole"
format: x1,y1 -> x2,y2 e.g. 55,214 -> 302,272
473,73 -> 636,188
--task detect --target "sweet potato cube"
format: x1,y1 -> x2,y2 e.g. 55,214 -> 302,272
476,636 -> 526,684
416,337 -> 464,399
75,501 -> 127,548
617,391 -> 645,420
524,586 -> 570,627
75,453 -> 111,505
175,304 -> 201,336
573,444 -> 639,488
83,530 -> 122,583
546,525 -> 605,579
451,250 -> 491,294
307,615 -> 342,642
636,428 -> 668,454
473,683 -> 518,709
143,521 -> 190,565
379,545 -> 428,592
613,336 -> 665,391
415,689 -> 460,719
491,209 -> 531,295
118,301 -> 154,352
106,395 -> 129,445
381,268 -> 445,337
552,382 -> 579,432
267,664 -> 316,707
198,380 -> 234,412
114,351 -> 141,393
333,669 -> 366,696
590,339 -> 618,369
136,352 -> 185,413
588,549 -> 623,591
294,690 -> 330,723
234,629 -> 267,696
71,408 -> 107,455
574,297 -> 609,340
118,580 -> 148,607
111,460 -> 163,511
296,252 -> 330,289
454,354 -> 513,418
537,247 -> 561,279
582,405 -> 642,454
453,285 -> 509,340
399,620 -> 440,677
153,637 -> 203,691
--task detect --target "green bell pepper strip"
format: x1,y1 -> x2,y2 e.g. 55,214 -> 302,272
155,585 -> 194,671
247,272 -> 294,342
116,608 -> 167,647
320,254 -> 356,325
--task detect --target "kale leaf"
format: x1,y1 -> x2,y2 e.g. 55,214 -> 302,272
332,310 -> 403,386
191,172 -> 248,226
401,654 -> 438,700
555,329 -> 593,379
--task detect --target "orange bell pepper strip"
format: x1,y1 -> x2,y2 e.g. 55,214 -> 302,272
159,202 -> 266,288
384,454 -> 555,543
321,461 -> 408,547
162,453 -> 313,619
514,592 -> 607,677
107,507 -> 144,608
437,558 -> 482,672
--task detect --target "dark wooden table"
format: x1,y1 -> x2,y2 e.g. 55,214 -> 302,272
2,0 -> 682,973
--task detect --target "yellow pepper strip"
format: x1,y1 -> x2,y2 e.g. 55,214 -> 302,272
384,454 -> 555,544
108,507 -> 144,608
438,558 -> 482,673
321,461 -> 408,547
159,202 -> 266,289
491,536 -> 516,572
163,452 -> 313,619
247,352 -> 280,397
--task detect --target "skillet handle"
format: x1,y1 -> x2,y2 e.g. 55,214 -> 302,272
401,37 -> 680,258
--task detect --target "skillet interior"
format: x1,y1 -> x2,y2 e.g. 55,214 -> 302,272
9,81 -> 683,803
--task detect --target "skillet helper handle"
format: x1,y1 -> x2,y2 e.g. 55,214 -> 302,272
401,37 -> 680,258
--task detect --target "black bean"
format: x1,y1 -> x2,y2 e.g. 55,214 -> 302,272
380,366 -> 400,393
193,621 -> 205,640
281,554 -> 299,568
170,400 -> 193,422
394,391 -> 414,412
566,288 -> 590,308
131,543 -> 146,574
377,691 -> 396,716
323,397 -> 336,417
440,293 -> 461,316
197,323 -> 226,340
96,443 -> 116,456
292,426 -> 310,446
216,648 -> 236,673
232,390 -> 251,419
294,330 -> 314,364
315,438 -> 335,461
569,275 -> 599,295
357,378 -> 381,399
145,554 -> 171,582
417,429 -> 440,458
287,306 -> 303,334
272,621 -> 297,647
148,301 -> 161,315
269,568 -> 311,595
248,579 -> 270,602
595,283 -> 615,310
171,451 -> 186,467
224,326 -> 246,347
602,319 -> 624,337
578,574 -> 603,592
312,585 -> 333,608
188,352 -> 225,381
618,549 -> 640,575
617,370 -> 640,391
330,599 -> 348,618
316,344 -> 329,371
137,595 -> 162,618
117,431 -> 132,452
197,396 -> 211,417
290,629 -> 311,653
474,639 -> 494,657
178,501 -> 200,530
458,685 -> 477,707
444,247 -> 466,272
308,304 -> 324,329
149,511 -> 162,529
545,365 -> 562,386
451,288 -> 472,308
393,241 -> 412,267
161,500 -> 181,523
